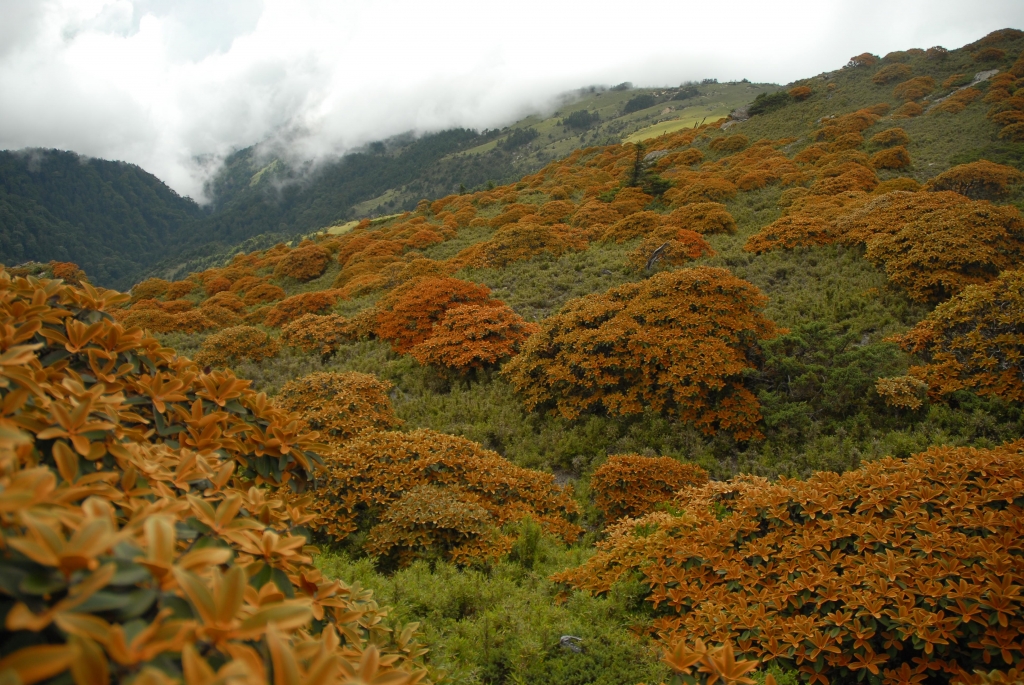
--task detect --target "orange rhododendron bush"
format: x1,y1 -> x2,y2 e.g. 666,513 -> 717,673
502,267 -> 779,440
457,222 -> 588,268
852,192 -> 1024,301
925,161 -> 1024,200
375,277 -> 498,353
887,269 -> 1024,402
192,324 -> 280,368
746,189 -> 1024,302
554,442 -> 1024,684
0,270 -> 429,685
626,231 -> 715,271
872,63 -> 912,84
591,454 -> 708,520
709,135 -> 749,153
273,242 -> 331,281
310,429 -> 581,566
788,86 -> 812,100
409,303 -> 539,372
667,202 -> 737,234
893,76 -> 936,101
263,290 -> 341,327
280,312 -> 356,356
276,371 -> 401,443
869,146 -> 911,169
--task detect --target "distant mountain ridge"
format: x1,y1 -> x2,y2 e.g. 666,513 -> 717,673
0,81 -> 775,288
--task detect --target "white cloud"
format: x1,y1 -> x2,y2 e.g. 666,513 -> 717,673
0,0 -> 1021,200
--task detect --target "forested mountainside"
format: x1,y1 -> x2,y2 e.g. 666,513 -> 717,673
0,149 -> 203,285
3,27 -> 1024,685
0,82 -> 768,289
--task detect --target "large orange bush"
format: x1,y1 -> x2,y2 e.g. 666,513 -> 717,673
276,371 -> 401,444
311,429 -> 581,566
554,442 -> 1024,685
375,277 -> 498,353
854,192 -> 1024,301
263,290 -> 340,327
502,267 -> 779,440
273,243 -> 331,281
280,312 -> 356,356
409,303 -> 538,372
887,269 -> 1024,402
0,270 -> 428,685
591,454 -> 708,520
193,324 -> 280,368
925,160 -> 1024,200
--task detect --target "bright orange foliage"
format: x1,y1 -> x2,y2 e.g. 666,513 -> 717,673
130,277 -> 170,301
193,325 -> 280,368
872,63 -> 912,84
375,277 -> 497,353
311,429 -> 581,566
610,187 -> 655,215
554,441 -> 1024,684
276,371 -> 401,444
892,101 -> 924,118
460,222 -> 588,268
847,52 -> 879,67
280,312 -> 356,356
409,303 -> 538,372
854,191 -> 1024,301
932,87 -> 983,114
925,160 -> 1024,199
45,261 -> 84,285
164,279 -> 197,299
592,454 -> 708,520
667,202 -> 737,234
888,269 -> 1024,401
204,276 -> 232,296
273,243 -> 331,281
869,145 -> 911,169
893,76 -> 936,101
263,290 -> 340,327
665,177 -> 739,205
241,282 -> 286,306
788,86 -> 812,100
709,135 -> 749,153
0,269 -> 429,685
626,230 -> 715,271
502,267 -> 779,440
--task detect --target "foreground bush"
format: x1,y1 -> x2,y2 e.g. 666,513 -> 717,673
503,267 -> 779,440
555,441 -> 1024,684
0,270 -> 427,685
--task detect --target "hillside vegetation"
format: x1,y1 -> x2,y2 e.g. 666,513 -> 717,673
0,83 -> 768,290
3,28 -> 1024,685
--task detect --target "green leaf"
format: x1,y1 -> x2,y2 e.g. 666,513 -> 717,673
19,572 -> 67,596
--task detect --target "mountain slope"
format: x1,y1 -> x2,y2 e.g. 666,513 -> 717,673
0,149 -> 203,285
0,82 -> 774,287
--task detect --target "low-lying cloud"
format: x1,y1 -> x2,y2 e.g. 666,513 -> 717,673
1,0 -> 1021,201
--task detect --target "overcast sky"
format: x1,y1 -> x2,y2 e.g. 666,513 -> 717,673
1,0 -> 1022,201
